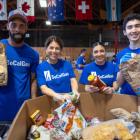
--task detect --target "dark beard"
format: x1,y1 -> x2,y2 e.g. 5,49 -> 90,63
9,32 -> 25,44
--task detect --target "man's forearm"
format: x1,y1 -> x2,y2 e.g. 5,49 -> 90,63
31,79 -> 37,98
116,71 -> 125,86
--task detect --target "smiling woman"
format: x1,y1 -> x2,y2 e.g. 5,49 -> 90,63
79,42 -> 119,94
45,35 -> 63,64
92,42 -> 106,65
36,35 -> 80,103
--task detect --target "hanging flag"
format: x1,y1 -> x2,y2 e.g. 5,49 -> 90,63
105,0 -> 121,21
0,0 -> 7,21
17,0 -> 35,22
75,0 -> 92,20
47,0 -> 64,21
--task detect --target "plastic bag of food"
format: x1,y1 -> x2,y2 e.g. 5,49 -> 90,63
0,43 -> 7,86
82,119 -> 133,140
110,108 -> 140,129
44,114 -> 61,129
54,100 -> 87,139
28,125 -> 71,140
50,128 -> 72,140
110,108 -> 132,121
119,54 -> 140,95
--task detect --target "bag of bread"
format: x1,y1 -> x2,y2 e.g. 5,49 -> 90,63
110,108 -> 132,121
0,42 -> 8,86
119,54 -> 140,95
54,100 -> 87,139
82,119 -> 133,140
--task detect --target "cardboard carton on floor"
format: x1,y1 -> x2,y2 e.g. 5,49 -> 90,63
6,93 -> 137,140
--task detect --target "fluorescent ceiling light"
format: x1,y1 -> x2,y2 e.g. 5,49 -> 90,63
46,20 -> 52,25
39,0 -> 47,7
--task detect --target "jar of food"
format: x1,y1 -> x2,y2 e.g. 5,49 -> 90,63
88,74 -> 106,91
30,110 -> 45,126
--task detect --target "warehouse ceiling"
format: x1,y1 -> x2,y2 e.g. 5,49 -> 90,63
0,0 -> 140,30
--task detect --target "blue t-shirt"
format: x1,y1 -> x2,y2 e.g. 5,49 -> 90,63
0,39 -> 39,121
79,61 -> 116,87
76,55 -> 86,70
36,59 -> 75,93
116,47 -> 140,96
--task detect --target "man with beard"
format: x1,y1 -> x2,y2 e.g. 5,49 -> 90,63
0,9 -> 39,121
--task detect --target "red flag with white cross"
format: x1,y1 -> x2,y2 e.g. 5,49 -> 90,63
17,0 -> 35,22
75,0 -> 93,20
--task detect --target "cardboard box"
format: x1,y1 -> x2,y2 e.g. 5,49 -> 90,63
6,93 -> 137,140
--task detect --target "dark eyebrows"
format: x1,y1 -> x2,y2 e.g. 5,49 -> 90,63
127,23 -> 140,29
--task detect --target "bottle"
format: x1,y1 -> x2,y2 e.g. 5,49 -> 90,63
88,74 -> 106,91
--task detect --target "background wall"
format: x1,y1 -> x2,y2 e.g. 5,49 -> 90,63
0,26 -> 128,48
33,45 -> 124,63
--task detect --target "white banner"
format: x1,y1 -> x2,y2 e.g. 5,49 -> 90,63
0,0 -> 7,21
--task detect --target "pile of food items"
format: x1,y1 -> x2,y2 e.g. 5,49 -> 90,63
0,43 -> 7,86
27,98 -> 140,140
28,99 -> 87,140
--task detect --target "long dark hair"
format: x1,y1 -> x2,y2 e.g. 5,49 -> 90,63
92,42 -> 105,49
44,35 -> 64,50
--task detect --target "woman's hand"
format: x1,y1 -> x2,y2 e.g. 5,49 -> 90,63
102,87 -> 115,94
63,94 -> 72,101
85,85 -> 100,93
72,90 -> 80,100
55,93 -> 71,102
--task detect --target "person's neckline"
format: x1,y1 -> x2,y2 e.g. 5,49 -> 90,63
7,39 -> 24,48
95,61 -> 106,66
46,59 -> 59,64
129,42 -> 140,50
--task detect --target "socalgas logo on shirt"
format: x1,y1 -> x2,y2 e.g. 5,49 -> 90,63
99,74 -> 114,79
91,71 -> 114,79
7,60 -> 30,67
44,71 -> 69,81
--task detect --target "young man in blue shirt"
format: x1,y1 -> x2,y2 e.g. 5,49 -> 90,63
0,9 -> 39,121
116,13 -> 140,111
